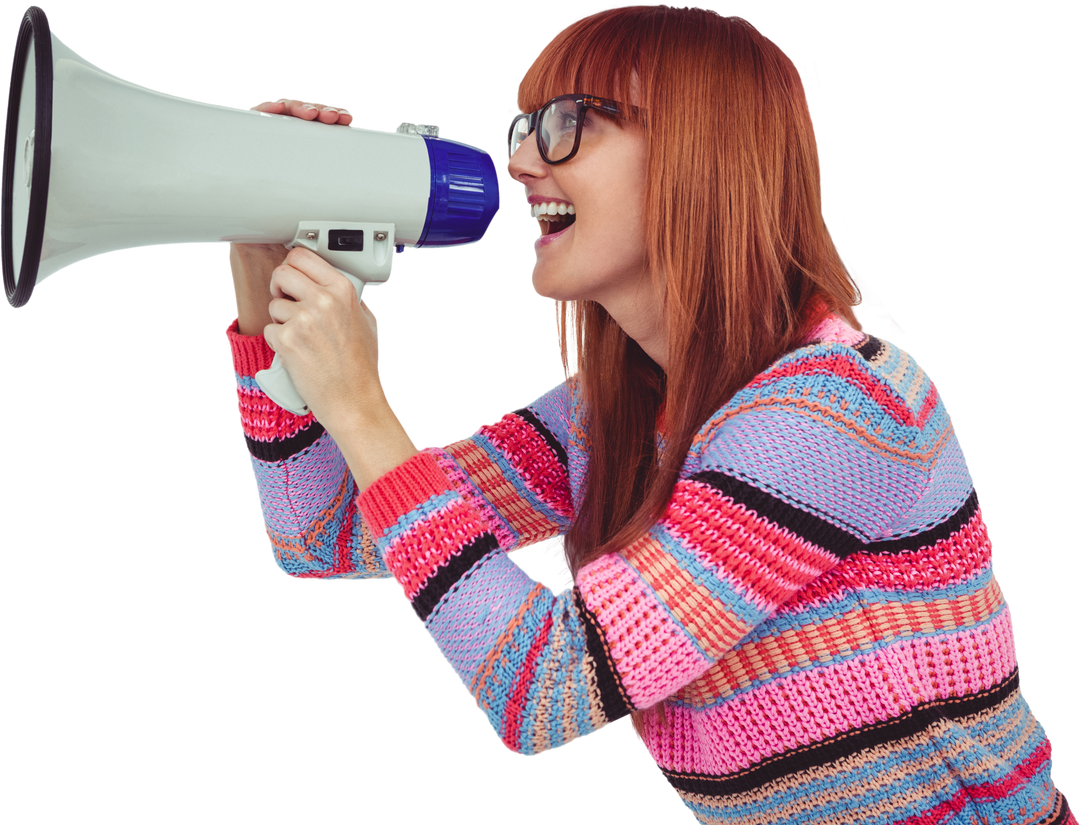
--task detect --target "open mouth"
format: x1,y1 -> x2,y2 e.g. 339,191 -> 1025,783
537,213 -> 574,236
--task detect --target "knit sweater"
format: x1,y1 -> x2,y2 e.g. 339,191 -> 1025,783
229,315 -> 1072,825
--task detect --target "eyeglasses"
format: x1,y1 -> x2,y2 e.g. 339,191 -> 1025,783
508,94 -> 633,165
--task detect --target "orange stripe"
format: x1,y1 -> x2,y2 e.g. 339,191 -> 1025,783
692,396 -> 954,471
470,583 -> 548,702
685,577 -> 1005,703
625,535 -> 752,660
445,439 -> 562,546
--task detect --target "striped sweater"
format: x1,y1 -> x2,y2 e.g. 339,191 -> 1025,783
229,315 -> 1072,825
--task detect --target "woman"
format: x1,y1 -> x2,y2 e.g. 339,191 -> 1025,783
228,7 -> 1071,823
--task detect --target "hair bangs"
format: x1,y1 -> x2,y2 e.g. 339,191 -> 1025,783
517,9 -> 651,116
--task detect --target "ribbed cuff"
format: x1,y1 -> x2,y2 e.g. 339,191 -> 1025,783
226,319 -> 275,377
358,452 -> 452,538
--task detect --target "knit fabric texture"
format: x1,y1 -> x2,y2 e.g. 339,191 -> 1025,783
229,317 -> 1073,825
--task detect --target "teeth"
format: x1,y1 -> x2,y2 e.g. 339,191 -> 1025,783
531,201 -> 576,219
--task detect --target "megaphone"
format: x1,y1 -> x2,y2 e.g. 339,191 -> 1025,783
2,6 -> 499,414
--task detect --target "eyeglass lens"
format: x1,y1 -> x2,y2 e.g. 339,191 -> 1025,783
509,98 -> 582,162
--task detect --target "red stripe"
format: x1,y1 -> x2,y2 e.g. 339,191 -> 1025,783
896,740 -> 1053,825
480,414 -> 574,517
276,496 -> 360,578
665,479 -> 837,609
501,611 -> 554,752
915,377 -> 941,427
782,508 -> 991,613
968,740 -> 1052,802
332,500 -> 356,575
747,354 -> 924,427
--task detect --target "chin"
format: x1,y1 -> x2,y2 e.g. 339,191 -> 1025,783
533,286 -> 571,302
529,265 -> 561,298
531,266 -> 575,301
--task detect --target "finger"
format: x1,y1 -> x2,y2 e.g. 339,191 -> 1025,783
249,99 -> 351,125
285,245 -> 343,282
314,106 -> 351,125
263,321 -> 279,352
267,295 -> 301,325
269,99 -> 320,121
269,261 -> 320,301
292,100 -> 352,125
293,101 -> 322,121
251,100 -> 288,114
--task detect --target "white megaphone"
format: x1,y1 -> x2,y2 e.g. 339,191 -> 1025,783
2,6 -> 499,414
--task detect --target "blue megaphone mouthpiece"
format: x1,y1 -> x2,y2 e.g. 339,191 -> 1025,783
418,134 -> 500,247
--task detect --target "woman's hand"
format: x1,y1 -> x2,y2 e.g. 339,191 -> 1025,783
230,94 -> 356,334
265,247 -> 379,427
249,98 -> 353,126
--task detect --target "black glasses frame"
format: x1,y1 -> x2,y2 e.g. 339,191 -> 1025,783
508,94 -> 633,165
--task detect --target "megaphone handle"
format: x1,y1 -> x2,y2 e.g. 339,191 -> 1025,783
254,275 -> 367,416
253,355 -> 309,416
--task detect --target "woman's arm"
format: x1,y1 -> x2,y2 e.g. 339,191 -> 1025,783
231,242 -> 282,336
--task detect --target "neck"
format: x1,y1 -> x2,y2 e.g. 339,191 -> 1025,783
598,272 -> 669,371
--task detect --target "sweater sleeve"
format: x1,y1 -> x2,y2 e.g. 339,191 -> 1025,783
357,342 -> 933,752
228,322 -> 576,579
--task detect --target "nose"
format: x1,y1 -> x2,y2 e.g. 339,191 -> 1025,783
508,128 -> 547,184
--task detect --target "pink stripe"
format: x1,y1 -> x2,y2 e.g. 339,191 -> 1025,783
806,315 -> 864,346
238,384 -> 316,441
645,608 -> 1018,775
579,554 -> 713,709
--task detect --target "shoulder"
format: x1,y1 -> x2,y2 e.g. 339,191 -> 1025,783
693,320 -> 944,461
678,328 -> 941,548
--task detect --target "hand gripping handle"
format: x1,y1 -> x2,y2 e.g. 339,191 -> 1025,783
253,279 -> 365,415
254,222 -> 394,416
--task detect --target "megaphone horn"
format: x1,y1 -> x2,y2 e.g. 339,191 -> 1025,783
2,5 -> 499,309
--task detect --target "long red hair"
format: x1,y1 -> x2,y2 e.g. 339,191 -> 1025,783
518,7 -> 860,577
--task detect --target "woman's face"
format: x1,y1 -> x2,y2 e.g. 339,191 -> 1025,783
508,103 -> 650,310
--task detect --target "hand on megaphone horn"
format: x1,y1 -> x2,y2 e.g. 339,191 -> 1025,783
230,98 -> 354,335
251,98 -> 353,126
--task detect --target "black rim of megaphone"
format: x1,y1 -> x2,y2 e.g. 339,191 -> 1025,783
2,6 -> 52,308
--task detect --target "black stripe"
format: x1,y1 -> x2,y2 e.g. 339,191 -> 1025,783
240,390 -> 561,466
662,670 -> 1020,797
864,485 -> 984,557
854,335 -> 884,362
245,422 -> 325,463
1042,792 -> 1073,825
408,535 -> 630,721
691,471 -> 865,558
414,532 -> 499,622
690,476 -> 982,562
574,589 -> 633,723
513,408 -> 569,469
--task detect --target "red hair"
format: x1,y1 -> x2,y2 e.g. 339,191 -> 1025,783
519,7 -> 860,576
